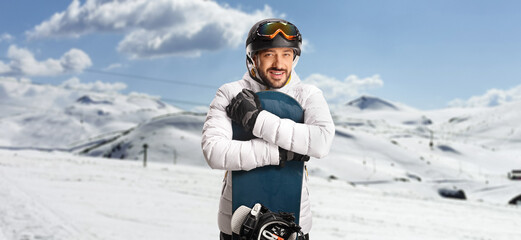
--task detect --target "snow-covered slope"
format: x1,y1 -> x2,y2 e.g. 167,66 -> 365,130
0,79 -> 182,149
328,96 -> 521,204
77,112 -> 207,166
1,150 -> 520,240
2,79 -> 521,207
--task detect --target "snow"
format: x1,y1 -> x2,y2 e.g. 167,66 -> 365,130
0,150 -> 222,240
1,150 -> 520,240
326,96 -> 521,206
0,79 -> 182,149
78,113 -> 207,166
2,79 -> 521,239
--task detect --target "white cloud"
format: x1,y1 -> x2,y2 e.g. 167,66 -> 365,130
448,84 -> 521,108
60,77 -> 127,93
103,63 -> 123,71
61,48 -> 93,72
301,39 -> 313,53
0,76 -> 31,83
303,73 -> 384,107
0,61 -> 10,73
0,45 -> 92,76
128,91 -> 160,99
0,33 -> 14,43
27,0 -> 276,59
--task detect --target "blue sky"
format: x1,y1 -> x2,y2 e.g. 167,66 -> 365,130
1,0 -> 521,111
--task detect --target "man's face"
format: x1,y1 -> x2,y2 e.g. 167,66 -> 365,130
255,47 -> 294,89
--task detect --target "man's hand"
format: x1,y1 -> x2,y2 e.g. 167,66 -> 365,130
226,89 -> 262,132
279,147 -> 310,167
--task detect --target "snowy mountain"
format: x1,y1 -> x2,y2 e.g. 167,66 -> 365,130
76,112 -> 207,167
1,79 -> 521,208
330,97 -> 521,204
0,79 -> 182,149
345,95 -> 400,111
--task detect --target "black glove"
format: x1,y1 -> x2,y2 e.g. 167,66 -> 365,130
226,89 -> 262,132
279,147 -> 310,167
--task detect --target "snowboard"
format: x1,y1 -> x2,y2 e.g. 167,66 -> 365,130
231,91 -> 304,238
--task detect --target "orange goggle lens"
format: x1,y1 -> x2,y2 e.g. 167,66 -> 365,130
257,22 -> 299,40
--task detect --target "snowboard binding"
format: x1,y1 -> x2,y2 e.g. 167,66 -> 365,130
231,203 -> 303,240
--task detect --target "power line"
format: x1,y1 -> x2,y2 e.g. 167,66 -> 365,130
2,54 -> 220,105
161,97 -> 209,106
0,55 -> 219,90
84,68 -> 219,89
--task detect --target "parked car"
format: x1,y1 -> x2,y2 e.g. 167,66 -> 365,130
507,170 -> 521,180
438,188 -> 466,200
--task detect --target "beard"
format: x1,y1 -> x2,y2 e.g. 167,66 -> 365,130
258,67 -> 291,89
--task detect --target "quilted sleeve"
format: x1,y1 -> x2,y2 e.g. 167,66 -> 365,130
252,87 -> 335,158
201,85 -> 280,171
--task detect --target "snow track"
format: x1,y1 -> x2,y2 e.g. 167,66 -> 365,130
0,173 -> 81,240
0,150 -> 223,240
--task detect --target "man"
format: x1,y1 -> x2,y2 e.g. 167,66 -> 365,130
201,18 -> 335,240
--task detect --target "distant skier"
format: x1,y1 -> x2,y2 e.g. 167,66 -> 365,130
201,18 -> 335,240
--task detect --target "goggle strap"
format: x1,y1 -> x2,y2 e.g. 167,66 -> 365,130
262,29 -> 297,40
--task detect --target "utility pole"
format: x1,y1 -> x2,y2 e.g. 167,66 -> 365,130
143,143 -> 148,168
429,130 -> 434,150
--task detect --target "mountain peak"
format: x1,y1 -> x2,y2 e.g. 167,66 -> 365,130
76,95 -> 112,105
346,95 -> 398,111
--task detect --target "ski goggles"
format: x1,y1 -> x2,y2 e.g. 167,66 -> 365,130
256,21 -> 300,41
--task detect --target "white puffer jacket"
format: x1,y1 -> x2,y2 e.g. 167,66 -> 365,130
201,71 -> 335,235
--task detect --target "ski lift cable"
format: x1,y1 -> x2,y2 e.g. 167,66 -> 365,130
0,56 -> 219,89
